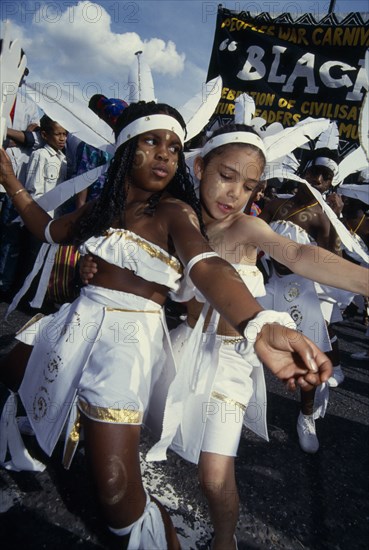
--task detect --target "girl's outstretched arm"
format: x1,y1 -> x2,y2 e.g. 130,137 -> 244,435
241,215 -> 369,297
0,148 -> 89,243
166,201 -> 332,387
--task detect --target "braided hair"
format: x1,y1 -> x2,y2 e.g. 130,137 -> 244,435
76,101 -> 206,242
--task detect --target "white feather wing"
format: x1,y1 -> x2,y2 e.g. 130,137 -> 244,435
24,82 -> 114,150
264,118 -> 331,162
0,23 -> 27,143
179,76 -> 222,142
315,121 -> 339,150
334,146 -> 368,185
234,93 -> 255,125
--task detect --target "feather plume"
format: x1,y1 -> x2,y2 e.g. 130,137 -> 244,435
234,93 -> 255,125
179,76 -> 222,142
0,22 -> 27,144
263,152 -> 299,181
127,51 -> 156,103
263,117 -> 331,162
315,121 -> 339,151
333,146 -> 368,185
24,82 -> 114,151
36,164 -> 109,213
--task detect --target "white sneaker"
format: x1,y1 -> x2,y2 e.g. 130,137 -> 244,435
328,366 -> 345,387
351,351 -> 369,361
297,412 -> 319,453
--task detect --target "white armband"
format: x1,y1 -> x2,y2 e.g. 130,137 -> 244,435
185,251 -> 219,277
170,251 -> 220,303
44,220 -> 57,244
243,310 -> 296,342
236,310 -> 296,359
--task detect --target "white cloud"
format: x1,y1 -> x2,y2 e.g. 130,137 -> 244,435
25,1 -> 185,84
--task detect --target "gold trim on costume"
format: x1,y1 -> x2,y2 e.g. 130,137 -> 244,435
211,391 -> 246,412
106,307 -> 161,314
63,409 -> 82,469
221,336 -> 245,345
16,313 -> 45,336
78,400 -> 143,424
235,268 -> 260,277
103,229 -> 182,273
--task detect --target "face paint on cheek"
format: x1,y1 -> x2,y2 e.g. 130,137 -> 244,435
133,150 -> 146,169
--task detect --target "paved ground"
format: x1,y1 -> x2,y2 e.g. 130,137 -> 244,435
0,300 -> 368,550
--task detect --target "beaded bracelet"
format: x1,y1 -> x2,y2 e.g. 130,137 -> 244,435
10,188 -> 26,200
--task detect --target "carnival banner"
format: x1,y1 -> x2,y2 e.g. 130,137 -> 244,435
206,8 -> 369,154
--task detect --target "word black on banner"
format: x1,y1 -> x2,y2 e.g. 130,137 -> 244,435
206,7 -> 369,154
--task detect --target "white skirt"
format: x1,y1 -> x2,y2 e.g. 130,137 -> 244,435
148,321 -> 268,465
16,285 -> 173,466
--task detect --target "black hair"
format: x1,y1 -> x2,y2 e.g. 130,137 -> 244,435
299,147 -> 339,177
76,101 -> 206,242
88,94 -> 105,115
202,124 -> 266,169
40,114 -> 56,133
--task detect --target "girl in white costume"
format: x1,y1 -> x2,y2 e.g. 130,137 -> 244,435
142,124 -> 369,550
0,103 -> 335,549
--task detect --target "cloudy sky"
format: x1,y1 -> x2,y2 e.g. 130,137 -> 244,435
1,0 -> 368,110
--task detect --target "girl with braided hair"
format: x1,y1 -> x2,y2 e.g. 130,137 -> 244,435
0,101 -> 332,549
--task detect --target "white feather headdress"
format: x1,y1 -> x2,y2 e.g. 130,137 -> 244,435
233,93 -> 331,163
0,21 -> 27,144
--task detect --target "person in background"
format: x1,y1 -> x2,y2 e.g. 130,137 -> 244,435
260,147 -> 348,453
16,115 -> 68,291
245,180 -> 266,216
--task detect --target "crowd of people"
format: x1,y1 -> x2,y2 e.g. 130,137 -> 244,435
0,46 -> 368,550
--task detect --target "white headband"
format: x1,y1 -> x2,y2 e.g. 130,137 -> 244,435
115,114 -> 185,150
201,132 -> 267,158
305,157 -> 338,176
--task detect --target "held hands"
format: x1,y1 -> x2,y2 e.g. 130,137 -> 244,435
254,323 -> 332,391
79,254 -> 98,285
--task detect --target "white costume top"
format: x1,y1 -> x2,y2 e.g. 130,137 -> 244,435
80,228 -> 182,291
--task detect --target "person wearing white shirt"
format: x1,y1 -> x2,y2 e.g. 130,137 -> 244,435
18,116 -> 68,297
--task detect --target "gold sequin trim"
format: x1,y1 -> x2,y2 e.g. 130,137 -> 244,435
16,313 -> 45,336
103,230 -> 182,273
78,400 -> 143,424
235,268 -> 260,277
221,336 -> 245,345
63,409 -> 82,469
106,307 -> 160,314
211,391 -> 246,412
